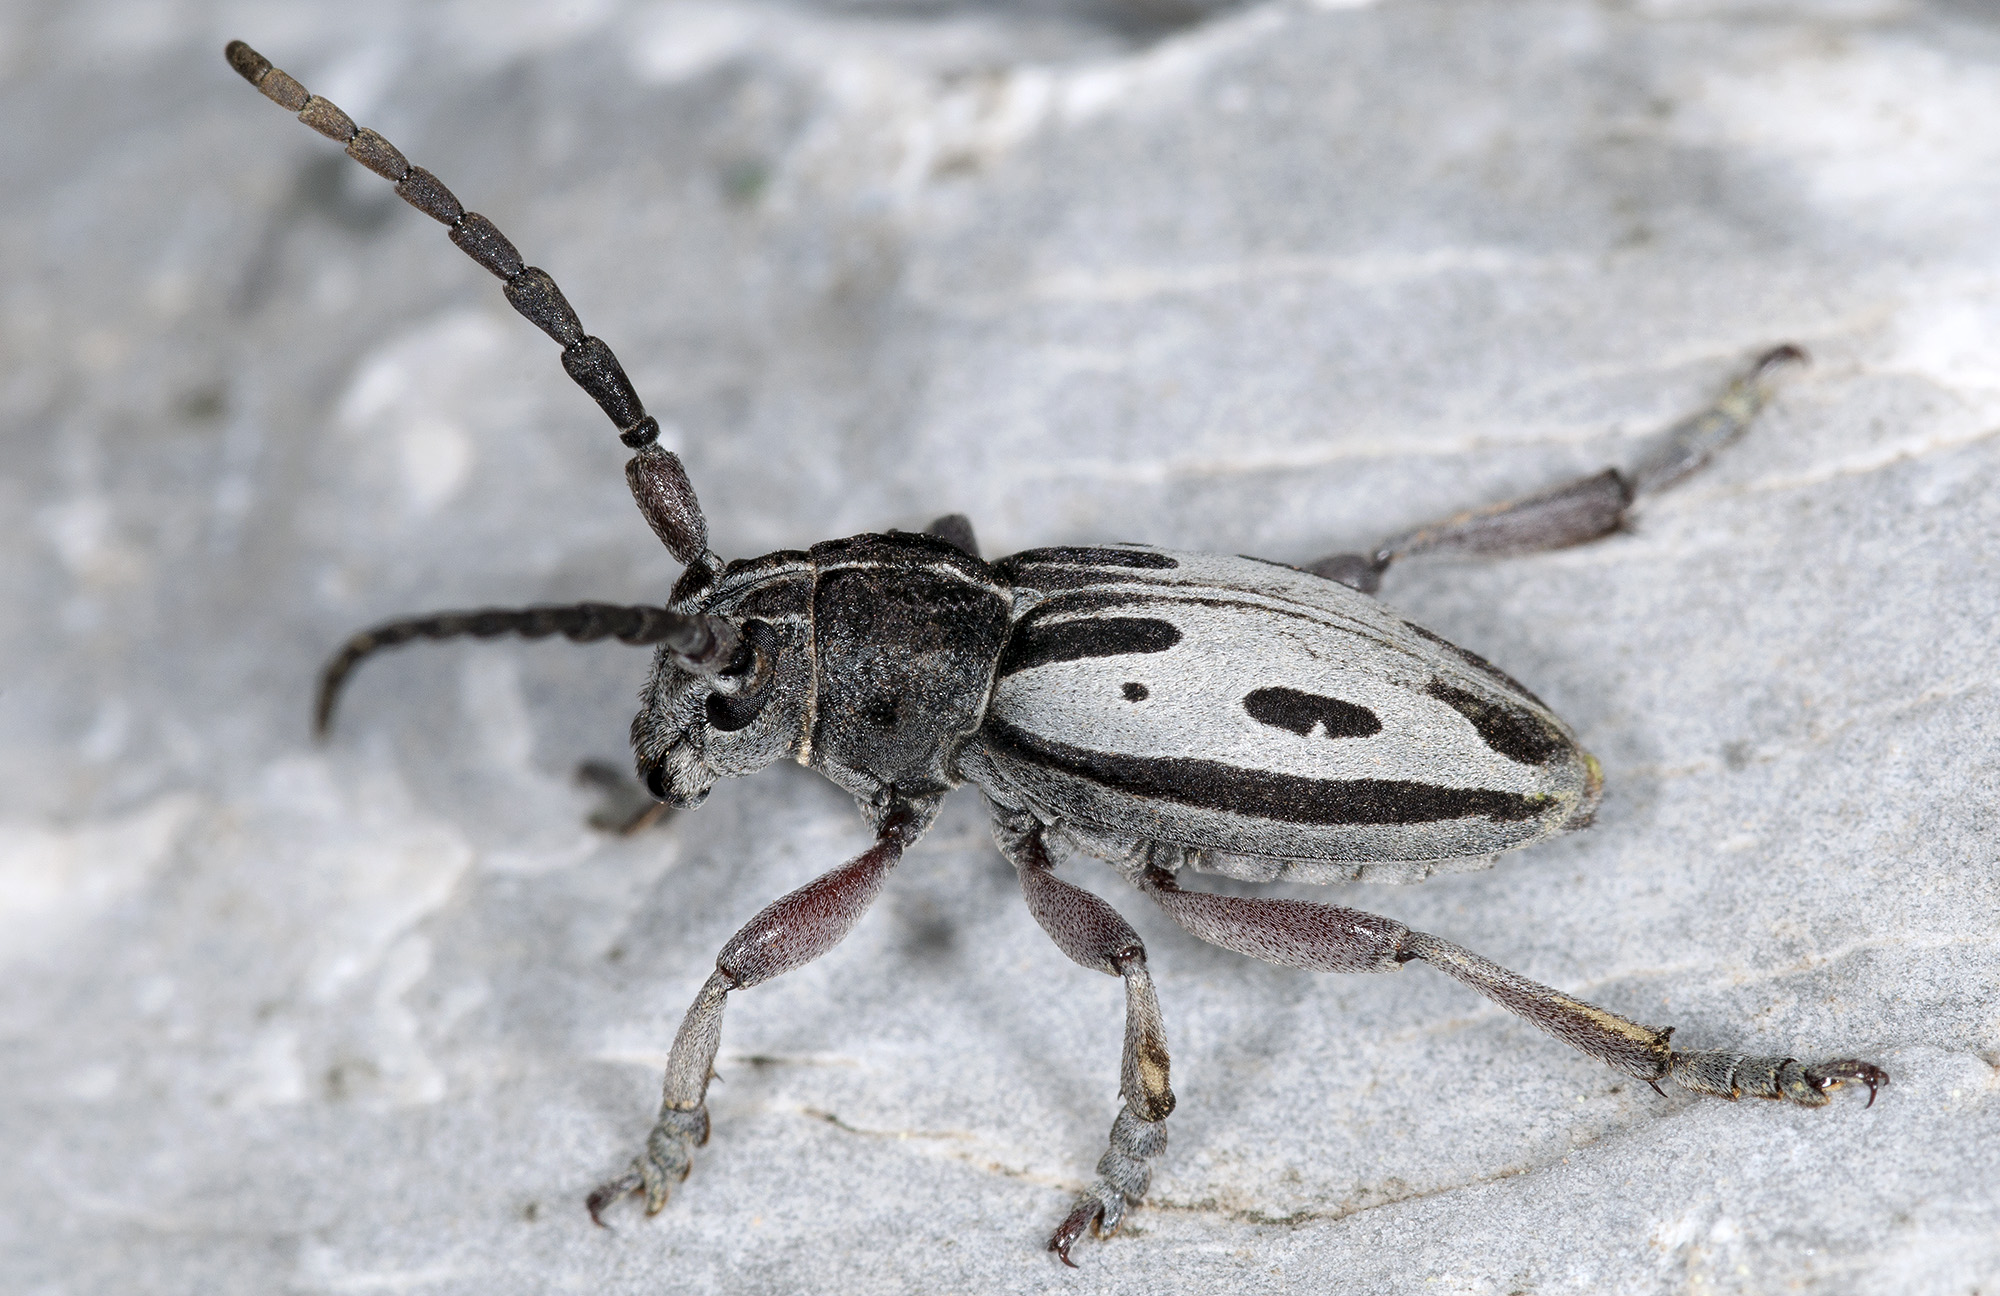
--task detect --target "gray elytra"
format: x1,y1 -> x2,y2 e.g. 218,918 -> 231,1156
225,41 -> 1886,1265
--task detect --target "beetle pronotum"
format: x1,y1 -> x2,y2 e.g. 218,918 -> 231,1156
225,39 -> 1886,1264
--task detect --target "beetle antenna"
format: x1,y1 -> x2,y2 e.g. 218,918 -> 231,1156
314,603 -> 742,736
224,40 -> 719,585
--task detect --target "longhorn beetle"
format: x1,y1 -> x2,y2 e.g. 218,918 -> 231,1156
226,40 -> 1887,1264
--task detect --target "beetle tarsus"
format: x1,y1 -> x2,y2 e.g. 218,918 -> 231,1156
587,1103 -> 707,1225
1037,1103 -> 1163,1262
1663,1048 -> 1889,1108
585,1169 -> 642,1227
1752,342 -> 1809,377
1627,344 -> 1808,496
1047,1199 -> 1101,1267
639,1107 -> 705,1212
1806,1058 -> 1889,1108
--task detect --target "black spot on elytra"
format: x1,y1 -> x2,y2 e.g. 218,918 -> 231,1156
1425,679 -> 1563,765
1123,682 -> 1149,702
860,695 -> 901,729
1243,687 -> 1382,740
998,616 -> 1182,677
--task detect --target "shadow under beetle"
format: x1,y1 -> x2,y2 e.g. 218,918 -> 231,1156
226,40 -> 1887,1265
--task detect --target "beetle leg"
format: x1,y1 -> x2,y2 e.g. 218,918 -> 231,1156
994,811 -> 1173,1266
587,807 -> 919,1225
1308,345 -> 1808,593
1138,870 -> 1886,1109
924,513 -> 980,558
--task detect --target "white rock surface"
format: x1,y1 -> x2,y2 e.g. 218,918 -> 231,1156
3,2 -> 1996,1292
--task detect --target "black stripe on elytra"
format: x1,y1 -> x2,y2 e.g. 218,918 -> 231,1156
985,719 -> 1547,825
992,565 -> 1125,593
1024,587 -> 1377,626
1233,553 -> 1312,573
1001,587 -> 1404,656
1405,624 -> 1550,710
1007,546 -> 1179,569
1425,679 -> 1565,766
997,616 -> 1182,678
1243,687 -> 1382,739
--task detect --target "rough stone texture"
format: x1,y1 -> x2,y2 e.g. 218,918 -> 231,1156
3,2 -> 1996,1293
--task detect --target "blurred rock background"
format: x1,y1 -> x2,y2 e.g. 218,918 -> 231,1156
2,1 -> 1996,1292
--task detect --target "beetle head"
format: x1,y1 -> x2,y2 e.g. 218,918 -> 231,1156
630,604 -> 812,810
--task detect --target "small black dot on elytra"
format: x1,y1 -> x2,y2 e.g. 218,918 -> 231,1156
1122,682 -> 1149,702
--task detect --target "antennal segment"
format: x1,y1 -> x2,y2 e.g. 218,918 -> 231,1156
314,603 -> 743,735
225,40 -> 717,579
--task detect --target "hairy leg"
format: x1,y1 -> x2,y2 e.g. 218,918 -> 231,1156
1138,867 -> 1885,1106
587,806 -> 920,1223
993,809 -> 1173,1265
925,513 -> 980,558
1311,346 -> 1807,593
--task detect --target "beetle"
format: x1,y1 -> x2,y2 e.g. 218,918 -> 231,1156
225,40 -> 1887,1264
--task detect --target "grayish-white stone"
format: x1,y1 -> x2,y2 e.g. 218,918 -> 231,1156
3,2 -> 1995,1293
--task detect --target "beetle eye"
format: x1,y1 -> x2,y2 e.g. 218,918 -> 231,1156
702,620 -> 780,733
705,687 -> 769,733
643,760 -> 669,801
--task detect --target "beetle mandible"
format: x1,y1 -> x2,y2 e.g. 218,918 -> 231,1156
225,40 -> 1887,1265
